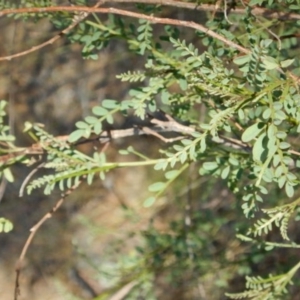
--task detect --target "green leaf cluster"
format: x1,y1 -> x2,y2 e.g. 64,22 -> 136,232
3,0 -> 300,298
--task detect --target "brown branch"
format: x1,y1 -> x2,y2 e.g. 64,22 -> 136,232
109,281 -> 138,300
0,1 -> 104,61
0,29 -> 68,62
0,5 -> 251,54
19,162 -> 46,197
0,1 -> 297,61
0,116 -> 247,169
21,0 -> 300,21
1,1 -> 296,61
1,112 -> 300,171
2,3 -> 300,81
14,180 -> 82,300
140,126 -> 184,143
2,4 -> 299,81
95,0 -> 300,21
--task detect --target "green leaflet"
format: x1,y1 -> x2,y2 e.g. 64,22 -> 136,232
252,132 -> 265,162
0,218 -> 13,233
242,122 -> 265,143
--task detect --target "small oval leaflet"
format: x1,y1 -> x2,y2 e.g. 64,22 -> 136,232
102,99 -> 118,109
148,182 -> 166,192
143,196 -> 156,208
262,108 -> 271,120
203,161 -> 218,171
68,129 -> 85,143
76,121 -> 89,129
0,218 -> 13,233
279,142 -> 290,149
85,116 -> 98,125
242,122 -> 265,143
161,90 -> 170,104
261,56 -> 279,70
92,106 -> 108,116
285,183 -> 294,198
280,58 -> 294,68
233,54 -> 250,65
165,170 -> 180,180
221,165 -> 230,179
252,132 -> 266,162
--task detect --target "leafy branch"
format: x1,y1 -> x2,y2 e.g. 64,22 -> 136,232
226,261 -> 300,299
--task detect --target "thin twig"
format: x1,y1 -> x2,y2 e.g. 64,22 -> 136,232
0,0 -> 297,62
14,180 -> 82,300
5,114 -> 244,157
2,112 -> 300,169
0,6 -> 251,54
289,149 -> 300,156
1,4 -> 298,81
19,162 -> 46,197
109,281 -> 138,300
223,0 -> 233,25
140,126 -> 184,143
101,0 -> 300,21
0,0 -> 104,61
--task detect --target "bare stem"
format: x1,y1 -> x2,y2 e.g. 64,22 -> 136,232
14,181 -> 82,300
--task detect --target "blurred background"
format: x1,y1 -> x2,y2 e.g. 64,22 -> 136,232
1,1 -> 300,300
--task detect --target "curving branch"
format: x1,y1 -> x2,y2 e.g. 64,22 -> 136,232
0,0 -> 104,61
1,4 -> 299,82
101,0 -> 300,21
0,1 -> 299,61
0,5 -> 250,54
0,112 -> 248,169
14,180 -> 82,300
0,1 -> 299,21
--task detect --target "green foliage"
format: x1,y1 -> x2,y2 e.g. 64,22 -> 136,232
226,262 -> 300,299
248,197 -> 300,241
145,163 -> 188,207
2,0 -> 300,298
0,100 -> 15,183
0,217 -> 13,233
26,123 -> 112,194
68,99 -> 126,142
0,101 -> 15,232
0,100 -> 15,144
